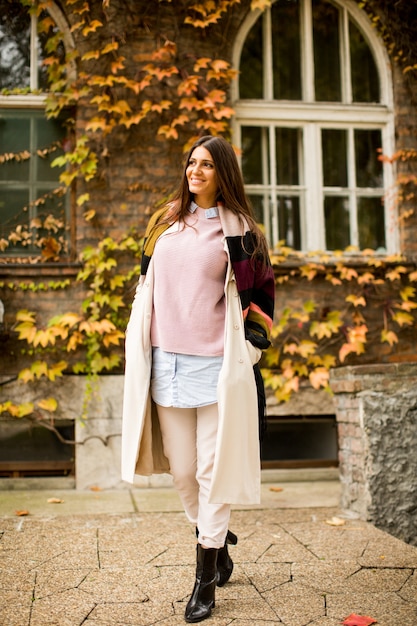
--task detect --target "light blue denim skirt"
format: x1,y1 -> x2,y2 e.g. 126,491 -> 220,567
151,347 -> 223,408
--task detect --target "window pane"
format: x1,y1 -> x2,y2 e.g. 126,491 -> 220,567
325,196 -> 350,249
312,0 -> 341,102
0,116 -> 31,180
247,194 -> 266,226
0,5 -> 53,91
271,0 -> 301,100
278,195 -> 301,249
242,126 -> 269,184
36,116 -> 67,182
276,127 -> 300,185
350,19 -> 380,103
0,1 -> 30,89
239,15 -> 263,99
358,196 -> 385,250
355,129 -> 383,188
322,129 -> 347,187
0,188 -> 30,238
0,110 -> 70,255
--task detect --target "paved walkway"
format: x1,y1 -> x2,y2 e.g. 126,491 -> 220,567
0,480 -> 416,626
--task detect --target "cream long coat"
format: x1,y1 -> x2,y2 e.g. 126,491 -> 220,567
121,208 -> 262,504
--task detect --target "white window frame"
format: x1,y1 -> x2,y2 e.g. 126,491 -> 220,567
0,3 -> 75,256
232,0 -> 397,253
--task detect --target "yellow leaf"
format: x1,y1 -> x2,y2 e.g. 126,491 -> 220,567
103,330 -> 124,347
48,361 -> 67,381
337,265 -> 358,280
15,322 -> 37,343
81,50 -> 100,61
300,265 -> 318,280
67,331 -> 83,352
32,361 -> 49,379
54,313 -> 82,328
325,516 -> 346,526
400,286 -> 416,300
386,266 -> 407,281
85,117 -> 109,132
345,294 -> 366,307
77,193 -> 90,207
391,310 -> 414,327
298,340 -> 318,358
17,403 -> 34,418
158,125 -> 178,139
325,273 -> 342,286
18,368 -> 35,383
33,329 -> 53,348
283,342 -> 299,355
381,329 -> 398,346
37,397 -> 58,412
16,310 -> 36,323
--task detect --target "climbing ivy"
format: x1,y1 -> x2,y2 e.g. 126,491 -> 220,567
1,0 -> 417,430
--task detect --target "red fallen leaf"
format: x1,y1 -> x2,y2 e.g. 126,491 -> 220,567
343,614 -> 378,626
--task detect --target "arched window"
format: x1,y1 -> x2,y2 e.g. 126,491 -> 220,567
233,0 -> 395,253
0,1 -> 75,257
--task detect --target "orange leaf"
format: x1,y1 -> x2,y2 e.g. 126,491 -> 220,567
82,20 -> 103,36
309,367 -> 329,389
15,510 -> 30,516
343,614 -> 377,626
194,57 -> 212,71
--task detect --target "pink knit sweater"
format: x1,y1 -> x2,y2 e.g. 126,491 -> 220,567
150,204 -> 228,356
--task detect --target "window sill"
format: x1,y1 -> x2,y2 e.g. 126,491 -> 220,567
0,262 -> 81,278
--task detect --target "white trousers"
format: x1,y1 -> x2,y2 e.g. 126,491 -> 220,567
156,402 -> 231,549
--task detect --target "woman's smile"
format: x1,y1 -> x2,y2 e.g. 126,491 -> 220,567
186,145 -> 218,208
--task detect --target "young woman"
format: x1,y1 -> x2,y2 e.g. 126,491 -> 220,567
122,135 -> 275,623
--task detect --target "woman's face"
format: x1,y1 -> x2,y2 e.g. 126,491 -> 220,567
186,145 -> 218,208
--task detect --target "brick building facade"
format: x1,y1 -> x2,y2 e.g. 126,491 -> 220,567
1,0 -> 417,483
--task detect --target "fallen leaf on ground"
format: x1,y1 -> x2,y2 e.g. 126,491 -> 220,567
269,486 -> 284,492
15,510 -> 29,516
343,613 -> 378,625
47,498 -> 64,504
90,485 -> 102,491
325,516 -> 346,526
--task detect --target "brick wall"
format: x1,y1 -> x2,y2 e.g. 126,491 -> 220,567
1,0 -> 417,382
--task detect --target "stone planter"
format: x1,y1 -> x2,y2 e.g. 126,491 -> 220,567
330,363 -> 417,546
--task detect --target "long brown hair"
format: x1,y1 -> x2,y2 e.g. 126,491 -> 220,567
164,135 -> 270,263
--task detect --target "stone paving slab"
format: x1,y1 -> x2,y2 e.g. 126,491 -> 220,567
1,506 -> 416,626
0,480 -> 342,518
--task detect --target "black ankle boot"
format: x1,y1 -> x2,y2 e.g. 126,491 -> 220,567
195,528 -> 238,588
185,544 -> 218,623
216,530 -> 238,587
